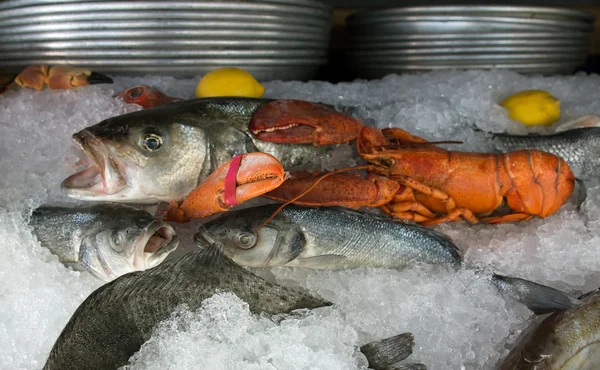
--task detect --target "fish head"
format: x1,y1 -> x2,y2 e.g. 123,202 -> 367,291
194,207 -> 305,268
116,85 -> 181,109
80,208 -> 179,281
61,108 -> 209,203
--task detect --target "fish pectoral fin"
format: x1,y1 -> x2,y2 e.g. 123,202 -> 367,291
295,254 -> 349,269
360,332 -> 416,370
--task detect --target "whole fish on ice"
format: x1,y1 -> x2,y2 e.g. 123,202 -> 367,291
43,245 -> 421,370
29,203 -> 178,281
497,287 -> 600,369
197,204 -> 581,315
61,97 -> 340,203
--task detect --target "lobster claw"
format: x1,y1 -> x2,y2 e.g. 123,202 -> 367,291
164,152 -> 287,223
116,85 -> 182,109
249,99 -> 364,146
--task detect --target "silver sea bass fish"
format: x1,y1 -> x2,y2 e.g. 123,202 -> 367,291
43,246 -> 422,370
497,288 -> 600,369
29,203 -> 178,281
489,127 -> 600,180
196,205 -> 581,315
61,97 -> 338,203
197,204 -> 462,269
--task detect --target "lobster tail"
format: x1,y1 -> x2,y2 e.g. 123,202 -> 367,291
502,150 -> 575,218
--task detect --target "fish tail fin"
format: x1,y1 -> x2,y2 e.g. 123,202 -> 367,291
360,332 -> 416,370
490,274 -> 582,315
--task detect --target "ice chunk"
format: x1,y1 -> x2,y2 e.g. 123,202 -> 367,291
121,293 -> 364,370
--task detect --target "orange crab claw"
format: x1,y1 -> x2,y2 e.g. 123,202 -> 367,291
44,65 -> 113,89
249,99 -> 364,146
14,65 -> 49,90
164,152 -> 287,223
116,85 -> 182,109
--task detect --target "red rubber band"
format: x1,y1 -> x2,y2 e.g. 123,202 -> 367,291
224,154 -> 243,206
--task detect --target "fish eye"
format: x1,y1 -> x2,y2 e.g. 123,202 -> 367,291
141,133 -> 163,151
110,230 -> 124,252
235,231 -> 256,250
127,86 -> 144,99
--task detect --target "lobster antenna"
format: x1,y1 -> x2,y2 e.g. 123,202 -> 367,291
256,165 -> 370,232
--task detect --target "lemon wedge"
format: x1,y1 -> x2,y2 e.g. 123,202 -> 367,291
195,67 -> 265,98
500,90 -> 560,127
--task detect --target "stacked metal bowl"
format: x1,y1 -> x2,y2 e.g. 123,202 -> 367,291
0,0 -> 331,80
346,6 -> 596,79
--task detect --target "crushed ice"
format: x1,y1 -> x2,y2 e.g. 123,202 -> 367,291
2,70 -> 600,369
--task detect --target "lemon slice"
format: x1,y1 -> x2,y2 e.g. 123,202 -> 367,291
195,68 -> 265,98
500,90 -> 560,127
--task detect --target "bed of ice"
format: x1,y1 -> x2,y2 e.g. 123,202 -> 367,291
2,70 -> 600,370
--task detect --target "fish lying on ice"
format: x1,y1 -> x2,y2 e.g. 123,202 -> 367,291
486,127 -> 600,180
61,97 -> 339,203
43,245 -> 422,370
196,204 -> 581,315
29,203 -> 178,281
497,287 -> 600,369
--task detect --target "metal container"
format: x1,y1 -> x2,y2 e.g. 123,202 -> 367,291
0,0 -> 332,80
346,5 -> 595,78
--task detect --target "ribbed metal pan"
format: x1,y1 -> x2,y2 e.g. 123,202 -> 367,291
1,49 -> 328,60
351,31 -> 590,42
0,58 -> 327,67
351,38 -> 589,50
348,6 -> 594,23
348,53 -> 586,65
1,20 -> 329,36
0,10 -> 331,28
348,16 -> 593,33
0,0 -> 331,12
0,39 -> 328,51
0,29 -> 331,43
348,46 -> 588,56
0,2 -> 331,21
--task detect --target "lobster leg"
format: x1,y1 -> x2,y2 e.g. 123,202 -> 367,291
481,213 -> 534,225
387,176 -> 480,225
419,209 -> 479,226
394,175 -> 457,212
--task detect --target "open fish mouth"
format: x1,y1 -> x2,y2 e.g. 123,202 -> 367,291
137,222 -> 179,269
61,130 -> 127,198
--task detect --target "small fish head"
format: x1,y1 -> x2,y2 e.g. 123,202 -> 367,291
195,207 -> 305,268
61,109 -> 209,203
116,85 -> 181,109
79,206 -> 179,281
